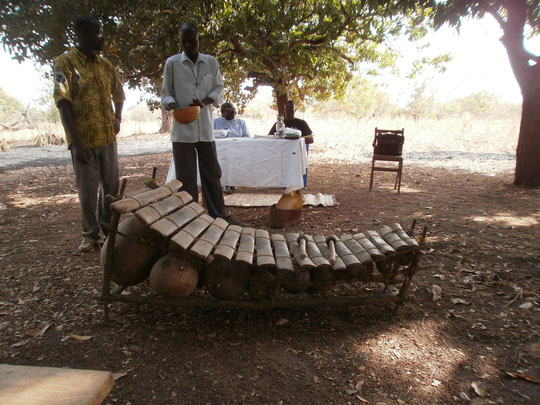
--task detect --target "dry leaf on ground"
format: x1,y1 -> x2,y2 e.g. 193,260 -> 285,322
69,333 -> 92,341
471,381 -> 487,397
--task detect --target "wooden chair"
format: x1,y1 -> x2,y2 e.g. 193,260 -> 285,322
369,127 -> 404,194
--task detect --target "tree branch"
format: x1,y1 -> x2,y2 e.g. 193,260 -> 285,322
247,71 -> 276,87
231,35 -> 246,57
478,0 -> 506,28
496,0 -> 532,90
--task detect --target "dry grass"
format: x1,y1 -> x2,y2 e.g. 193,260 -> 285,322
246,113 -> 520,162
0,121 -> 160,147
1,109 -> 520,162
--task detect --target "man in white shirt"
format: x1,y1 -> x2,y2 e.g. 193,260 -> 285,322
214,102 -> 251,194
161,22 -> 237,224
214,102 -> 251,138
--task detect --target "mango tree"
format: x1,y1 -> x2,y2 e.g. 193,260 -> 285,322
211,0 -> 434,113
434,0 -> 540,187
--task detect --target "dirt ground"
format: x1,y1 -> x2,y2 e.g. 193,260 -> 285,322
1,143 -> 539,405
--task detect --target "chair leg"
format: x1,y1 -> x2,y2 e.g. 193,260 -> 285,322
369,159 -> 375,191
396,161 -> 403,194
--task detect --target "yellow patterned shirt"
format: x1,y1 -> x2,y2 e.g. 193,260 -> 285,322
53,48 -> 125,148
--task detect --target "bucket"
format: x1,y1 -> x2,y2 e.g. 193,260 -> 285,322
269,204 -> 302,228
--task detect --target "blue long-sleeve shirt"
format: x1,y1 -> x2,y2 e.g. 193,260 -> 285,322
213,117 -> 251,138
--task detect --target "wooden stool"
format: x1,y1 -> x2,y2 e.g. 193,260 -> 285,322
0,364 -> 114,405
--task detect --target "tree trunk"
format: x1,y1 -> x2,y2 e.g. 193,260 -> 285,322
276,92 -> 288,115
514,79 -> 540,187
498,0 -> 540,187
159,108 -> 172,134
274,79 -> 289,115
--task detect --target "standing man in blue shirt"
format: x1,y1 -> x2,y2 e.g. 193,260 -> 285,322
161,22 -> 237,224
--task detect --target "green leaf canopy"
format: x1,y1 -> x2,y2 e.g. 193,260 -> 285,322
1,0 -> 433,112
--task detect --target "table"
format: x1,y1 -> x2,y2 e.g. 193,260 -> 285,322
166,137 -> 308,192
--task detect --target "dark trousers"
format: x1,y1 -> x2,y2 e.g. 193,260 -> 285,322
70,141 -> 119,238
172,141 -> 226,219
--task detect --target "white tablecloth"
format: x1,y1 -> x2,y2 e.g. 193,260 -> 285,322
166,137 -> 308,191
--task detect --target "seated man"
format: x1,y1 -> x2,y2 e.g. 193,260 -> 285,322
268,100 -> 313,188
214,102 -> 251,138
214,102 -> 251,193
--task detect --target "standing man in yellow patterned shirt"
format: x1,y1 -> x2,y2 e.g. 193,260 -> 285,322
53,16 -> 125,252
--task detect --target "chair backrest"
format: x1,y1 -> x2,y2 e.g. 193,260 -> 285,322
373,127 -> 404,156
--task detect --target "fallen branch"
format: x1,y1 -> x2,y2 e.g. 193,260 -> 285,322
504,287 -> 523,307
505,372 -> 539,384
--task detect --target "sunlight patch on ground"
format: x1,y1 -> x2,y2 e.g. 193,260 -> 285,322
7,192 -> 78,208
368,186 -> 424,194
349,318 -> 467,402
471,213 -> 538,227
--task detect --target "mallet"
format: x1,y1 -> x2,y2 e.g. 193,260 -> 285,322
325,235 -> 338,265
297,234 -> 308,259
